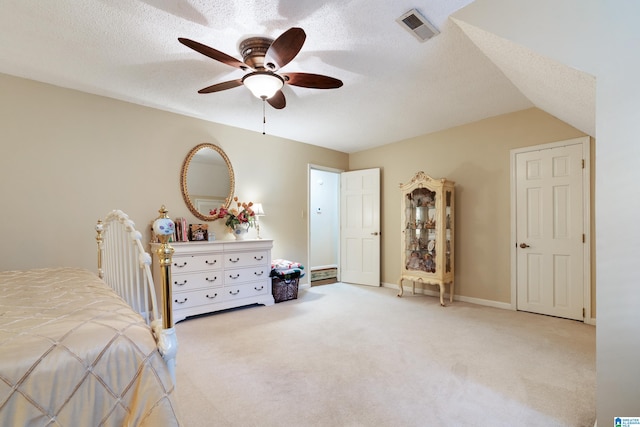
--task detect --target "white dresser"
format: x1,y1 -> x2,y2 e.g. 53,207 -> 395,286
151,239 -> 274,323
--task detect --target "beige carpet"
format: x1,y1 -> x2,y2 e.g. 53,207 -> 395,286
173,283 -> 595,427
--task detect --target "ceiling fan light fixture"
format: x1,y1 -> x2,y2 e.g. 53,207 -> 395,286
242,72 -> 284,99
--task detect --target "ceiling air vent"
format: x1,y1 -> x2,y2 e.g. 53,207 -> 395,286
396,9 -> 439,42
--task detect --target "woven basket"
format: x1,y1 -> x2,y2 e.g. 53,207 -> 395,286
272,274 -> 300,303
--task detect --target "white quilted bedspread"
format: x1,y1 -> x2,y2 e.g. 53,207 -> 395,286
0,268 -> 181,426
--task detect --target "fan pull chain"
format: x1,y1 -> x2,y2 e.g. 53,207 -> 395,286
262,98 -> 266,135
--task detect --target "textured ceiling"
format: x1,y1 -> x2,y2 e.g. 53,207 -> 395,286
0,0 -> 594,153
452,18 -> 595,137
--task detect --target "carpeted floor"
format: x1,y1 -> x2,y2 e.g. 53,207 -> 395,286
173,282 -> 595,427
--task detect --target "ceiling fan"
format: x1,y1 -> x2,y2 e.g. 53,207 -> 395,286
178,27 -> 343,109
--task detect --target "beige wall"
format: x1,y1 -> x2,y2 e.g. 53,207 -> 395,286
0,73 -> 348,273
453,1 -> 640,422
0,73 -> 594,308
349,108 -> 589,305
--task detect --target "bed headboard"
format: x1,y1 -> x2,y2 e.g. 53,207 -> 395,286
95,210 -> 159,325
95,207 -> 177,383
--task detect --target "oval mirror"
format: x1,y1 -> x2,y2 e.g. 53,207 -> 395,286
180,143 -> 235,221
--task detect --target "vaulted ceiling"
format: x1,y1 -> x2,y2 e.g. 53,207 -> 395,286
0,0 -> 594,153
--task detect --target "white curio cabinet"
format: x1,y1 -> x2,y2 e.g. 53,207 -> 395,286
398,171 -> 455,306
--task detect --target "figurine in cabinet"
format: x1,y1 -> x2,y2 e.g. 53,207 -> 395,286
406,251 -> 422,270
419,236 -> 428,250
398,171 -> 455,306
407,193 -> 415,208
422,253 -> 435,273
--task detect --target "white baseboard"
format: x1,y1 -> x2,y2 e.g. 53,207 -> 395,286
451,292 -> 512,310
381,282 -> 597,324
380,282 -> 512,311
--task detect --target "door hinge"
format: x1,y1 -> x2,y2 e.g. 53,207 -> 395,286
582,233 -> 585,243
582,159 -> 585,169
583,307 -> 586,318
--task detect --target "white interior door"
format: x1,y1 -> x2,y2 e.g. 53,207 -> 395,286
340,168 -> 380,286
513,138 -> 588,320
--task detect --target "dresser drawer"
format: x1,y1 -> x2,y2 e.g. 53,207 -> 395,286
224,250 -> 268,269
172,270 -> 223,292
172,288 -> 223,310
171,253 -> 222,274
224,281 -> 270,301
224,265 -> 269,285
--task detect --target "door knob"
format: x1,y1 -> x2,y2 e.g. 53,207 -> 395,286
371,232 -> 380,236
519,243 -> 530,248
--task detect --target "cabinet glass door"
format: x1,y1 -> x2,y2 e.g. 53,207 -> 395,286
405,187 -> 436,273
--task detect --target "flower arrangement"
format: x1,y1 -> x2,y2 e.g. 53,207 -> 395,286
210,197 -> 256,230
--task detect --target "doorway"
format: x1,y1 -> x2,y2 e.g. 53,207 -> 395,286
510,136 -> 591,321
308,165 -> 382,287
308,166 -> 341,286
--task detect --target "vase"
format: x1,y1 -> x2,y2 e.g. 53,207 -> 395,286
232,223 -> 250,240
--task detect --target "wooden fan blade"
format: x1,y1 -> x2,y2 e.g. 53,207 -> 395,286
264,28 -> 306,70
266,90 -> 286,109
198,79 -> 243,94
178,38 -> 248,70
282,72 -> 343,89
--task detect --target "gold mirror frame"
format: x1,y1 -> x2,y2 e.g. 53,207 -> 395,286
180,143 -> 235,221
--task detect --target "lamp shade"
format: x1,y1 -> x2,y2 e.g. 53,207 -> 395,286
242,72 -> 284,99
252,203 -> 265,216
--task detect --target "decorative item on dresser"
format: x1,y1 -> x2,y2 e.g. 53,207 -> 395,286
252,202 -> 266,239
151,239 -> 274,323
398,171 -> 455,306
209,196 -> 257,240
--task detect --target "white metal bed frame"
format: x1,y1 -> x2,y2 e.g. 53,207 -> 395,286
95,209 -> 177,383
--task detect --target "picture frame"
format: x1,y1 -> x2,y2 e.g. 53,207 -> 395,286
189,224 -> 208,241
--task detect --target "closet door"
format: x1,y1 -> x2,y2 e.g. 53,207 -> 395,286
514,139 -> 587,321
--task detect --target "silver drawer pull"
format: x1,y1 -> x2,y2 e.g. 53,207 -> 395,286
174,297 -> 188,304
206,276 -> 217,282
173,261 -> 188,268
229,257 -> 240,263
254,271 -> 264,276
229,289 -> 240,295
206,293 -> 218,299
254,255 -> 264,261
229,273 -> 240,279
174,280 -> 188,286
205,259 -> 217,265
254,285 -> 264,291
